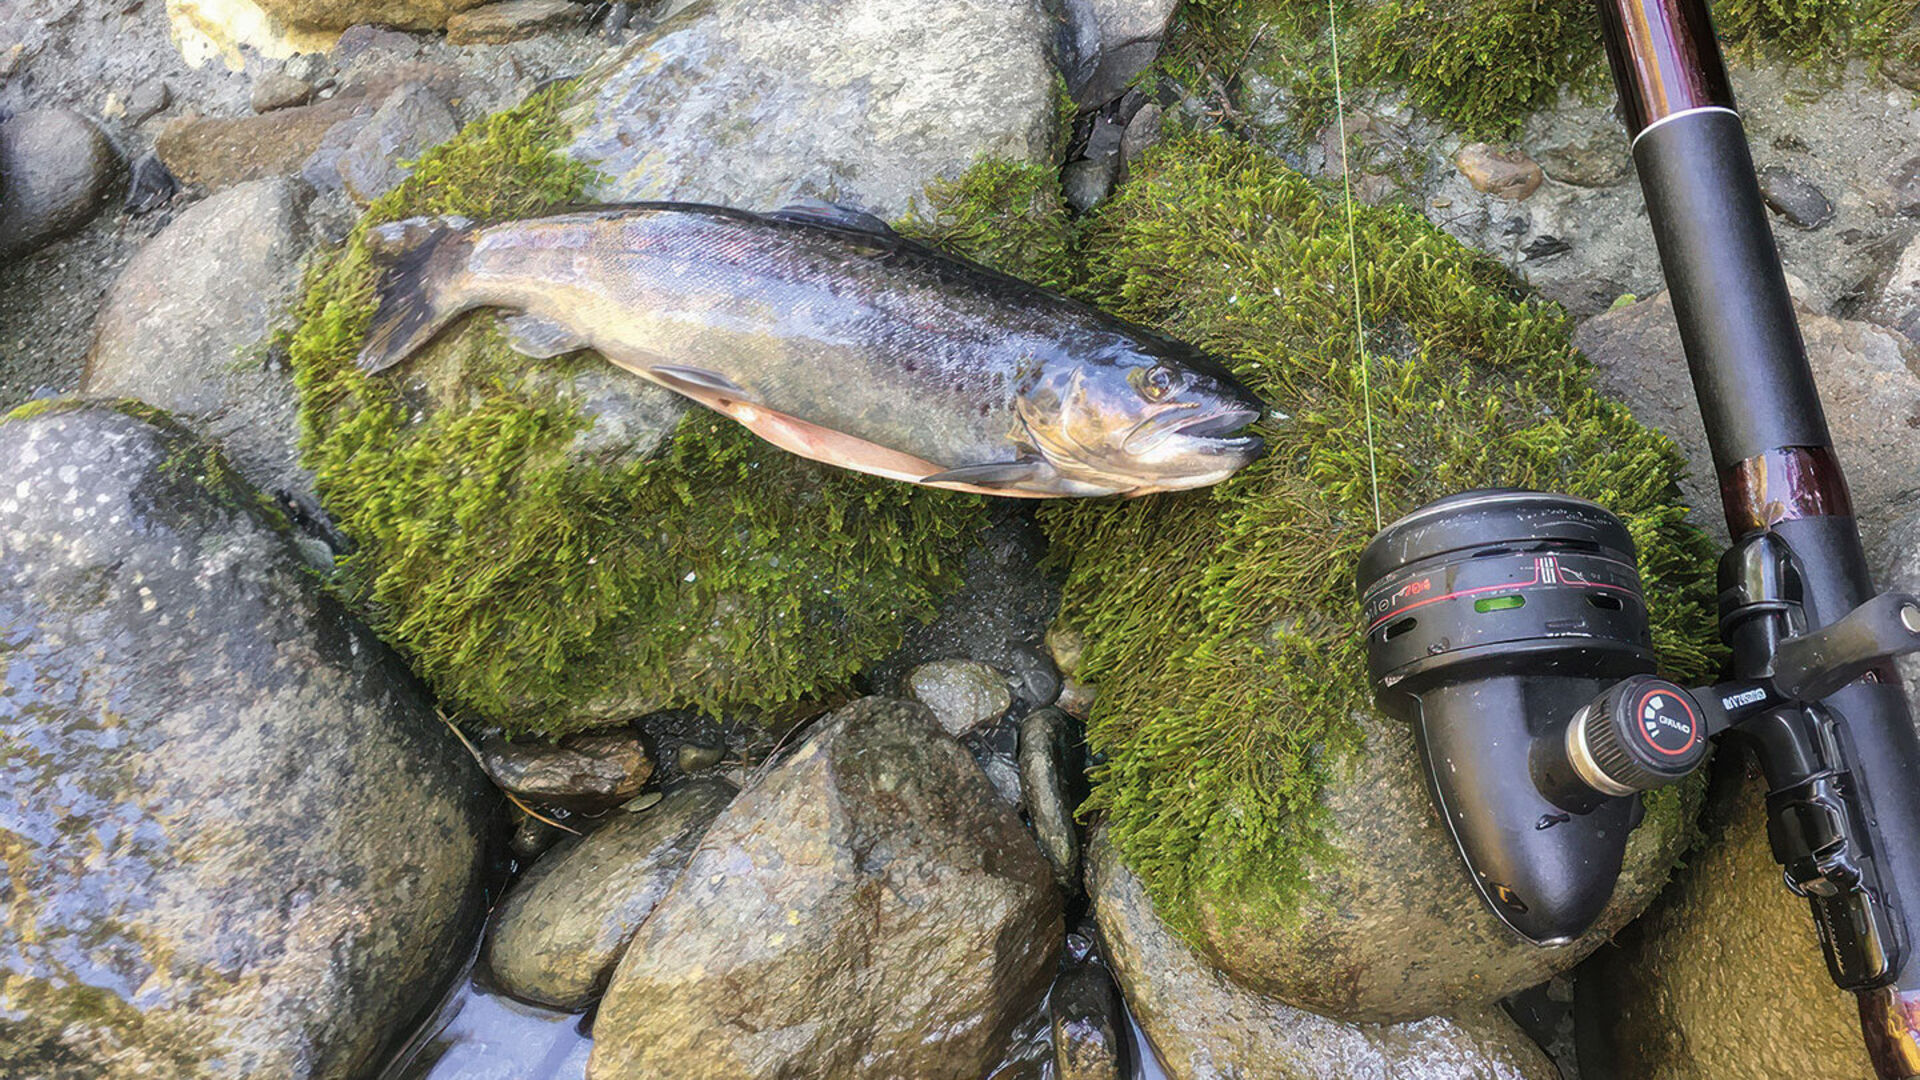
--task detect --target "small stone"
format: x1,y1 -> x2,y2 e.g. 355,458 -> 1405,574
102,92 -> 127,121
1455,142 -> 1544,201
336,84 -> 458,205
1756,166 -> 1834,229
1529,125 -> 1631,188
906,659 -> 1013,736
1049,960 -> 1124,1080
253,72 -> 316,113
0,109 -> 123,260
675,741 -> 725,773
122,151 -> 179,215
1003,644 -> 1062,709
331,23 -> 427,62
511,812 -> 564,859
1063,156 -> 1117,214
446,0 -> 585,44
1056,677 -> 1096,719
480,729 -> 654,810
1059,0 -> 1180,106
1890,156 -> 1920,218
1018,707 -> 1083,891
1045,624 -> 1086,678
284,52 -> 335,83
1118,101 -> 1162,168
156,94 -> 380,190
125,78 -> 172,125
0,43 -> 25,79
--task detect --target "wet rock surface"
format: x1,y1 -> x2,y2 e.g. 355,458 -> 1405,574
1455,142 -> 1543,201
1582,752 -> 1872,1080
1049,958 -> 1125,1080
157,94 -> 385,191
79,176 -> 319,508
907,658 -> 1013,736
447,0 -> 585,45
486,778 -> 735,1010
564,0 -> 1061,217
1019,706 -> 1084,892
1059,0 -> 1178,107
479,729 -> 655,809
1087,832 -> 1557,1079
588,697 -> 1062,1079
1185,711 -> 1695,1022
0,108 -> 122,259
1757,165 -> 1835,229
336,83 -> 458,203
0,403 -> 492,1079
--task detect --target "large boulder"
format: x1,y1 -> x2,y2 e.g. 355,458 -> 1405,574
0,402 -> 492,1080
563,0 -> 1062,218
587,697 -> 1062,1079
80,177 -> 318,507
0,109 -> 121,260
1087,832 -> 1556,1080
485,778 -> 735,1010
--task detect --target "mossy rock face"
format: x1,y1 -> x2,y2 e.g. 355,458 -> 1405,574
288,87 -> 987,736
1034,133 -> 1720,1019
1583,750 -> 1873,1079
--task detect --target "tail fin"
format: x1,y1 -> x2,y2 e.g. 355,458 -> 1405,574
355,215 -> 477,374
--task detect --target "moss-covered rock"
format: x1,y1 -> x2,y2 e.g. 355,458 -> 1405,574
288,86 -> 987,736
1025,133 -> 1719,1015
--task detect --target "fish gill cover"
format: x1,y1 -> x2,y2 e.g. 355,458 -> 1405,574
287,86 -> 987,737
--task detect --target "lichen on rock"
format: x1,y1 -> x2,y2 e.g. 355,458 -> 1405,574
287,85 -> 986,736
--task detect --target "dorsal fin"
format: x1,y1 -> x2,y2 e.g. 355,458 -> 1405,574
767,200 -> 896,235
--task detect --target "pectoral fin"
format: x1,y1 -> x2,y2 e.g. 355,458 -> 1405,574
502,313 -> 590,359
918,460 -> 1048,489
649,365 -> 747,395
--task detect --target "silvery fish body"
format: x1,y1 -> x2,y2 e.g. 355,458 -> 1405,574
357,202 -> 1265,497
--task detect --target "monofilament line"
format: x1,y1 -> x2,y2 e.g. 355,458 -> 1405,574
1326,0 -> 1382,530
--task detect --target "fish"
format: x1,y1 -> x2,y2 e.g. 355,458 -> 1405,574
355,201 -> 1267,498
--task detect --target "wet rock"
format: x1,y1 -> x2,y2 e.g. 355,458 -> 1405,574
674,740 -> 726,772
1577,289 -> 1920,560
123,150 -> 180,215
336,84 -> 457,204
1118,101 -> 1162,178
1056,677 -> 1096,718
907,658 -> 1013,736
487,779 -> 735,1010
510,809 -> 565,860
1019,706 -> 1082,891
1757,165 -> 1834,229
1064,155 -> 1118,214
447,0 -> 584,44
0,403 -> 492,1079
1050,959 -> 1124,1080
252,71 -> 315,112
480,729 -> 655,809
254,0 -> 489,31
1059,0 -> 1178,107
589,697 -> 1062,1079
1087,832 -> 1557,1079
1527,109 -> 1631,188
80,177 -> 318,508
1046,624 -> 1087,679
564,0 -> 1060,218
1584,751 -> 1870,1079
1455,142 -> 1544,201
0,109 -> 122,260
1892,156 -> 1920,218
1188,711 -> 1696,1022
155,94 -> 379,190
126,77 -> 172,125
1866,225 -> 1920,346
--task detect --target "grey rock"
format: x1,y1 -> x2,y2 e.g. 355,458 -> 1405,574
674,740 -> 725,772
0,109 -> 121,260
1757,165 -> 1834,229
446,0 -> 584,44
0,403 -> 491,1080
1059,0 -> 1178,106
1525,105 -> 1632,188
156,94 -> 382,190
1455,142 -> 1544,201
981,752 -> 1024,806
1046,623 -> 1087,679
123,149 -> 179,215
1003,642 -> 1062,709
1019,706 -> 1081,891
487,779 -> 735,1010
1583,751 -> 1873,1079
588,697 -> 1062,1079
480,729 -> 655,810
563,0 -> 1059,219
125,77 -> 172,125
1087,832 -> 1557,1079
1064,155 -> 1118,214
1865,226 -> 1920,345
1187,711 -> 1695,1022
253,71 -> 315,113
1576,289 -> 1920,560
510,810 -> 566,859
1892,156 -> 1920,218
301,113 -> 374,197
80,177 -> 318,509
1050,960 -> 1123,1080
1118,101 -> 1163,177
337,84 -> 457,205
907,658 -> 1013,736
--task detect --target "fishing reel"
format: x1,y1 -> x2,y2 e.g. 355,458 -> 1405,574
1357,490 -> 1700,944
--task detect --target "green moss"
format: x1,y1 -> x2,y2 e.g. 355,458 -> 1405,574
288,85 -> 986,736
1020,134 -> 1721,934
904,159 -> 1078,291
1715,0 -> 1919,66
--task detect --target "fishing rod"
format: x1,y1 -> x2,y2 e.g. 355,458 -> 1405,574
1352,0 -> 1920,1073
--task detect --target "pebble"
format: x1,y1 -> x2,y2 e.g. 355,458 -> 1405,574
156,94 -> 377,190
1119,101 -> 1163,170
675,741 -> 726,773
1049,960 -> 1125,1080
479,729 -> 655,810
1056,676 -> 1096,719
906,659 -> 1013,736
1018,706 -> 1082,891
253,72 -> 316,113
1454,142 -> 1544,201
0,109 -> 122,261
1064,156 -> 1117,214
510,811 -> 564,859
336,83 -> 457,204
125,78 -> 172,125
1044,624 -> 1086,679
1890,156 -> 1920,218
1756,165 -> 1833,229
446,0 -> 584,44
122,151 -> 178,215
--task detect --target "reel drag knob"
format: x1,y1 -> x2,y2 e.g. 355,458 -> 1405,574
1567,675 -> 1707,796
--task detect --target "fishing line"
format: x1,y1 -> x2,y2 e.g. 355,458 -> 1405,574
1325,0 -> 1382,530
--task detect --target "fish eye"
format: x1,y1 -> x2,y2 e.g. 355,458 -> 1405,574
1132,365 -> 1178,401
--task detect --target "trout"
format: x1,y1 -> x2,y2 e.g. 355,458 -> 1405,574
356,202 -> 1266,497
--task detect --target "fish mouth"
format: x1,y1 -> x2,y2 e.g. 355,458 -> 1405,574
1175,408 -> 1262,440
